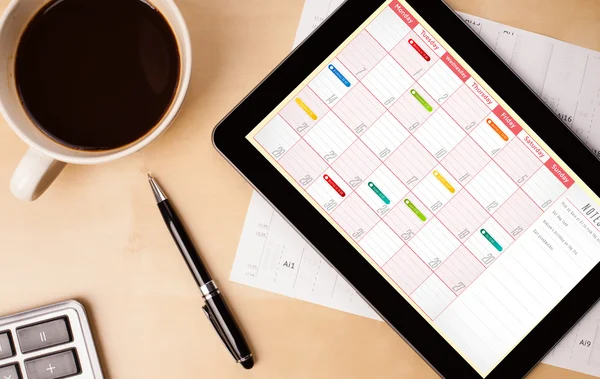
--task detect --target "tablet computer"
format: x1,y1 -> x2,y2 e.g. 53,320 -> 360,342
213,1 -> 600,377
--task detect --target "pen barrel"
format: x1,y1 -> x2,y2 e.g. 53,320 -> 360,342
205,293 -> 253,364
158,200 -> 212,285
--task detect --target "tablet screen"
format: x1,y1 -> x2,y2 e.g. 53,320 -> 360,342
246,0 -> 600,375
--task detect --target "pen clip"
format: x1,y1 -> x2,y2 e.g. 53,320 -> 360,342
202,305 -> 242,363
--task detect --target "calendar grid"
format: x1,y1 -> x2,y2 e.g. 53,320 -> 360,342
325,46 -> 480,304
412,241 -> 488,299
336,197 -> 384,243
405,132 -> 523,255
314,17 -> 537,317
310,107 -> 412,213
253,0 -> 577,329
326,54 -> 521,317
362,27 -> 485,134
364,28 -> 442,107
436,110 -> 552,215
324,76 -> 477,277
269,79 -> 432,237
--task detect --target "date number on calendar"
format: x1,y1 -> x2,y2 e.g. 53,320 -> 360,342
557,113 -> 573,123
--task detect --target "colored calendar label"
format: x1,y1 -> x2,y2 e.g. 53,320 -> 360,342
487,118 -> 508,141
369,182 -> 391,204
324,174 -> 346,197
411,89 -> 433,112
405,198 -> 427,221
433,170 -> 456,193
329,64 -> 351,87
480,228 -> 503,251
408,39 -> 431,61
295,98 -> 318,120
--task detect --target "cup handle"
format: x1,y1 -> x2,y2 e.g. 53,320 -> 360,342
10,147 -> 66,201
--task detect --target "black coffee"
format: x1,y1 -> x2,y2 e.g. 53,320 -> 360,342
15,0 -> 181,150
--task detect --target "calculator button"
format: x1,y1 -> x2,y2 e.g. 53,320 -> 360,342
17,318 -> 71,353
25,350 -> 79,379
0,364 -> 20,379
0,333 -> 13,359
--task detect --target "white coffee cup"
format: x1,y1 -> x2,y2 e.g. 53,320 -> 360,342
0,0 -> 192,201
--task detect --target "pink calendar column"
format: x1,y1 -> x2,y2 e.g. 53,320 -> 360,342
436,190 -> 489,242
337,31 -> 387,80
442,85 -> 490,133
492,105 -> 523,136
390,31 -> 438,80
494,138 -> 542,185
385,136 -> 437,189
254,115 -> 300,161
330,193 -> 380,242
331,141 -> 380,189
436,246 -> 485,294
308,58 -> 356,107
279,87 -> 329,136
388,2 -> 418,30
494,189 -> 543,238
278,140 -> 328,189
544,158 -> 574,189
332,83 -> 386,136
383,245 -> 431,295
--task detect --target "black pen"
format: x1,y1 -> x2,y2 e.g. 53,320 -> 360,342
148,174 -> 254,369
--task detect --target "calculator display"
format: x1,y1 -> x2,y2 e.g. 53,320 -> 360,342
246,0 -> 600,375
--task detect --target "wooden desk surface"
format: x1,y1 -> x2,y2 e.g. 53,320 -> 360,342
0,0 -> 598,378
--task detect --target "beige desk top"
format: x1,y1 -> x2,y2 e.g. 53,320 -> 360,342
0,0 -> 599,378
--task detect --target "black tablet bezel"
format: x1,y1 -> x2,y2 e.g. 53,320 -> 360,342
213,1 -> 600,377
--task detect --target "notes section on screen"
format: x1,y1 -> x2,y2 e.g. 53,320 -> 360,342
249,1 -> 600,375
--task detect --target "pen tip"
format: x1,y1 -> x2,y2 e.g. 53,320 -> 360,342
148,173 -> 167,203
241,357 -> 254,370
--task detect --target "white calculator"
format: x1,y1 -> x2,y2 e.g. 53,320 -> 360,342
0,301 -> 104,379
